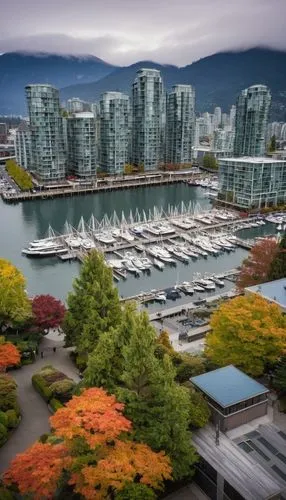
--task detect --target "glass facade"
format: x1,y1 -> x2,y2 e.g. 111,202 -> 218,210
99,92 -> 130,174
26,84 -> 66,181
15,121 -> 31,170
234,85 -> 271,157
166,84 -> 195,165
219,157 -> 286,208
132,68 -> 164,171
67,112 -> 97,178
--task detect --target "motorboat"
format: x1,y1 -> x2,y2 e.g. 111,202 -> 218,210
169,246 -> 189,263
134,244 -> 145,252
96,232 -> 116,245
210,276 -> 225,287
22,247 -> 67,258
131,225 -> 145,235
112,228 -> 121,238
154,293 -> 167,302
81,238 -> 96,250
179,282 -> 194,295
148,245 -> 176,264
153,258 -> 164,270
120,229 -> 135,242
30,239 -> 60,248
140,257 -> 152,269
123,259 -> 141,275
65,237 -> 82,248
193,284 -> 205,292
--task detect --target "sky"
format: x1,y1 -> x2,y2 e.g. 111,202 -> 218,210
1,0 -> 286,66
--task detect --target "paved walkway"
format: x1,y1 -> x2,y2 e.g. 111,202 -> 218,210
0,333 -> 80,475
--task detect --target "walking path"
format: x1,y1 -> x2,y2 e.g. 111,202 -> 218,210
0,332 -> 80,475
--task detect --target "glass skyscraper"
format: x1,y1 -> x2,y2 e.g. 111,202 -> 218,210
132,68 -> 164,171
99,92 -> 130,174
67,112 -> 97,178
233,85 -> 271,157
26,84 -> 66,181
166,84 -> 195,165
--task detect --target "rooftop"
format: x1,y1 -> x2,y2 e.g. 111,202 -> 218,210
246,278 -> 286,311
193,425 -> 282,500
191,365 -> 269,408
219,156 -> 286,164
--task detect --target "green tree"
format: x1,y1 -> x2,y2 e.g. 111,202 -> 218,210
84,303 -> 136,390
203,154 -> 218,170
6,160 -> 33,191
273,357 -> 286,395
0,259 -> 32,330
63,251 -> 122,354
188,389 -> 210,428
205,295 -> 286,376
268,232 -> 286,281
116,311 -> 198,480
269,135 -> 277,152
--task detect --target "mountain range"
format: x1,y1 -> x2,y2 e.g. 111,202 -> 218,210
1,48 -> 286,120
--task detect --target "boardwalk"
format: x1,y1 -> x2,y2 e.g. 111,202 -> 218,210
0,333 -> 80,475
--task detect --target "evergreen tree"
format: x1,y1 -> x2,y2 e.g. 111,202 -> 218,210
273,356 -> 286,395
84,303 -> 136,390
116,311 -> 198,480
63,251 -> 122,352
268,232 -> 286,281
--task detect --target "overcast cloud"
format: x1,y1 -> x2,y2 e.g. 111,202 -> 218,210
1,0 -> 286,66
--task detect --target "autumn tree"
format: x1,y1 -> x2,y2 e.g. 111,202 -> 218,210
268,232 -> 286,281
63,250 -> 122,352
205,295 -> 286,376
4,388 -> 171,499
0,337 -> 20,371
0,259 -> 32,330
32,294 -> 66,331
236,237 -> 278,290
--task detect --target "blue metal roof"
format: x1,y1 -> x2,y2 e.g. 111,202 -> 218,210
246,278 -> 286,309
191,365 -> 269,408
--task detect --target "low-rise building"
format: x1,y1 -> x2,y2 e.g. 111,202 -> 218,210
218,156 -> 286,209
245,278 -> 286,313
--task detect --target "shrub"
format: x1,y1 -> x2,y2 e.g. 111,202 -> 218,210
6,409 -> 19,429
0,486 -> 14,500
49,379 -> 75,399
0,375 -> 17,412
0,411 -> 8,428
32,374 -> 52,402
175,354 -> 206,383
0,422 -> 8,447
49,398 -> 64,412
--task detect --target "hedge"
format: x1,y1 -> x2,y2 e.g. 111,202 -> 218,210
32,366 -> 75,411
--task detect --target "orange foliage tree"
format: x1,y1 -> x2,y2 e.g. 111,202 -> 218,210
236,237 -> 278,290
0,337 -> 20,372
4,388 -> 172,499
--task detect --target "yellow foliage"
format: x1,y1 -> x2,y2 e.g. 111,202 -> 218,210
205,295 -> 286,376
0,259 -> 32,327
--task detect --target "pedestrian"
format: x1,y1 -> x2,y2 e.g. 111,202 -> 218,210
53,347 -> 56,353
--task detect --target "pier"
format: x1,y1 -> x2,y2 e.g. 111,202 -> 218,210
1,171 -> 199,203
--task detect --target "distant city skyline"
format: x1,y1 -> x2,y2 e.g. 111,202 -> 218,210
1,0 -> 286,66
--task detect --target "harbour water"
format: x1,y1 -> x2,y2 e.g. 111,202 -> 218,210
0,184 -> 277,302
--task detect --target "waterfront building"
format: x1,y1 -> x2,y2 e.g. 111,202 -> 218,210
67,112 -> 97,178
166,84 -> 195,165
67,98 -> 91,114
99,92 -> 130,174
132,68 -> 164,171
234,85 -> 271,157
26,84 -> 66,181
229,105 -> 236,131
0,123 -> 8,143
15,121 -> 32,170
211,129 -> 234,156
213,106 -> 222,128
218,156 -> 286,208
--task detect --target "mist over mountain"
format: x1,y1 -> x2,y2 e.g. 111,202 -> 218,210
0,52 -> 116,115
1,48 -> 286,119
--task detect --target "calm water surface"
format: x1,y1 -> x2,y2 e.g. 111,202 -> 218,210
0,184 -> 276,302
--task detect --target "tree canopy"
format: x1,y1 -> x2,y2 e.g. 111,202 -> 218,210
268,232 -> 286,281
0,259 -> 32,329
0,337 -> 20,371
63,250 -> 122,353
203,154 -> 218,170
4,388 -> 171,499
236,237 -> 278,291
32,294 -> 66,331
6,159 -> 33,191
205,295 -> 286,376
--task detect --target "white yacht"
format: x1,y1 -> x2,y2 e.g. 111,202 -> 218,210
179,282 -> 194,295
121,229 -> 135,242
154,292 -> 167,302
81,238 -> 96,250
193,284 -> 205,292
22,247 -> 67,258
123,259 -> 141,274
65,236 -> 82,248
153,258 -> 164,270
96,232 -> 116,245
131,225 -> 145,235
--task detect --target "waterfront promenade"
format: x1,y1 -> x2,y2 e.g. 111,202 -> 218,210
1,171 -> 197,203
